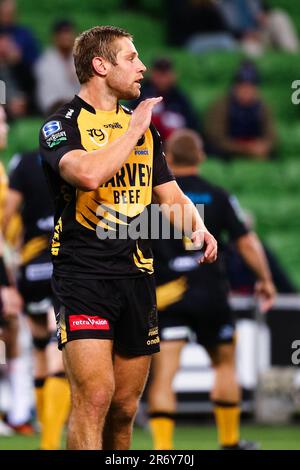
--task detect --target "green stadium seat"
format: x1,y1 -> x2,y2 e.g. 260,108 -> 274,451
2,118 -> 43,167
6,1 -> 300,289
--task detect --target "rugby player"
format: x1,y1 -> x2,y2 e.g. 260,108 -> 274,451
148,129 -> 276,450
5,149 -> 70,448
39,26 -> 217,450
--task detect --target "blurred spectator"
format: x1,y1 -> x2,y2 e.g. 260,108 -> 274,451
132,57 -> 199,141
221,0 -> 299,55
0,0 -> 39,66
0,105 -> 31,436
204,61 -> 277,161
225,241 -> 297,295
0,32 -> 27,119
0,0 -> 40,114
166,0 -> 236,52
35,20 -> 79,115
224,210 -> 297,294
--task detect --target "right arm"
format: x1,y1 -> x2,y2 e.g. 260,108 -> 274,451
222,191 -> 276,312
58,97 -> 162,191
204,96 -> 242,154
2,189 -> 22,235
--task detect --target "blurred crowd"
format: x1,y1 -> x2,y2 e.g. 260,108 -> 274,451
132,56 -> 278,161
0,0 -> 290,161
0,0 -> 299,446
0,0 -> 79,120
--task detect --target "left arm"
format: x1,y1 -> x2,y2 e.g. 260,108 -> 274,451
153,180 -> 217,263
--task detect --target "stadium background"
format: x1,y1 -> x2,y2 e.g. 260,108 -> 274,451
1,0 -> 300,449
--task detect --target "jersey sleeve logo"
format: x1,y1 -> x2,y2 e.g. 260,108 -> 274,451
42,121 -> 62,138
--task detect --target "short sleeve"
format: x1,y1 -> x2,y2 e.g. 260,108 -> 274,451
151,125 -> 175,187
8,154 -> 24,193
222,192 -> 249,240
39,117 -> 85,173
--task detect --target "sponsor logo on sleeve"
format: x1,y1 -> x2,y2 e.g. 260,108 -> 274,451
134,148 -> 149,156
42,121 -> 62,138
65,108 -> 74,119
87,128 -> 108,147
69,315 -> 110,331
103,122 -> 123,129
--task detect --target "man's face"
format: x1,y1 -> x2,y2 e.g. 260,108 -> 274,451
0,106 -> 8,150
105,37 -> 146,100
150,69 -> 176,93
0,0 -> 15,26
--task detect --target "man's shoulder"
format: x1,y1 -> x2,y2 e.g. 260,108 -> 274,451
120,104 -> 133,115
40,98 -> 81,136
36,47 -> 60,66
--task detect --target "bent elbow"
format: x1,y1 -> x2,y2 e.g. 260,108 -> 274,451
77,174 -> 99,191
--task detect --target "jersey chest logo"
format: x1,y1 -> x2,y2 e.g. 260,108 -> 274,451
86,128 -> 108,147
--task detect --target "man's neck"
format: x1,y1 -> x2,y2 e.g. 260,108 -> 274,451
171,166 -> 199,177
79,81 -> 118,111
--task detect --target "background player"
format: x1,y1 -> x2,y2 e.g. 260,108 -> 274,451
148,129 -> 276,450
0,105 -> 23,435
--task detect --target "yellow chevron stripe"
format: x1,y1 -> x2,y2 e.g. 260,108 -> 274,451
21,235 -> 49,265
136,242 -> 153,264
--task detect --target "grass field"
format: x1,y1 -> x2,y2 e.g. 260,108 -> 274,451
0,424 -> 299,450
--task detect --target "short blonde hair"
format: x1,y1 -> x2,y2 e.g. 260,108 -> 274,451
166,129 -> 204,166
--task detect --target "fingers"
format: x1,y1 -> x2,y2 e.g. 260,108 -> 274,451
191,230 -> 204,249
1,287 -> 23,317
191,230 -> 217,264
201,233 -> 217,264
130,97 -> 163,135
255,281 -> 276,313
201,243 -> 217,263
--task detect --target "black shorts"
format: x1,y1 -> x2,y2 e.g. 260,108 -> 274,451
17,260 -> 53,316
52,274 -> 159,355
157,280 -> 235,349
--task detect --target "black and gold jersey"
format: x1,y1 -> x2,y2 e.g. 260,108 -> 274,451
8,151 -> 54,266
39,95 -> 174,279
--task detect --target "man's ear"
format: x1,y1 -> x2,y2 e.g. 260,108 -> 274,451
199,151 -> 206,164
92,57 -> 109,77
